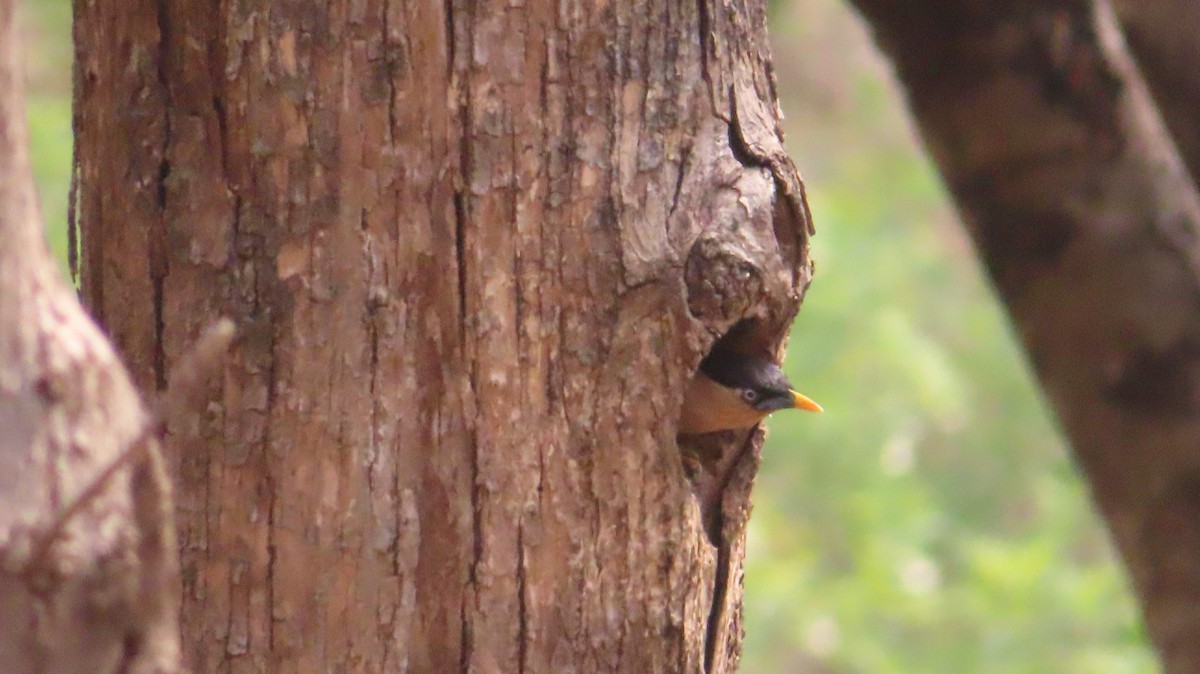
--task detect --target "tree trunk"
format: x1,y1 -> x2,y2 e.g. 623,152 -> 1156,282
73,0 -> 811,671
848,0 -> 1200,670
0,2 -> 180,672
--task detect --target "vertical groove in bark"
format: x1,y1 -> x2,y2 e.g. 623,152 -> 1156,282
76,0 -> 809,671
849,1 -> 1200,670
0,3 -> 180,671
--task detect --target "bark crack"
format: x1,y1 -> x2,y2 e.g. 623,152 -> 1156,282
697,430 -> 759,673
444,0 -> 456,79
264,326 -> 279,652
382,0 -> 398,141
209,0 -> 230,181
517,520 -> 529,674
152,0 -> 173,392
724,93 -> 758,170
463,420 -> 482,672
454,192 -> 469,346
702,503 -> 729,673
511,127 -> 525,362
153,277 -> 167,391
668,137 -> 692,219
212,94 -> 230,179
365,212 -> 382,499
453,0 -> 472,344
449,2 -> 482,668
696,0 -> 711,93
458,395 -> 484,672
459,598 -> 471,674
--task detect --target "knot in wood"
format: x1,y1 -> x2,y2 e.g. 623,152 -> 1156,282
684,235 -> 765,331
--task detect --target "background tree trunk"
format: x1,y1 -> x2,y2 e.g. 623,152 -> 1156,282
0,2 -> 180,672
74,0 -> 811,671
848,0 -> 1200,670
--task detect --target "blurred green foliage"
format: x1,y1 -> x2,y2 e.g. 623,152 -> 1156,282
22,0 -> 72,271
22,0 -> 1155,671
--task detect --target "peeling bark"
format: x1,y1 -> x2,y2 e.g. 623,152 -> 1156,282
0,3 -> 180,672
849,1 -> 1200,670
74,0 -> 809,671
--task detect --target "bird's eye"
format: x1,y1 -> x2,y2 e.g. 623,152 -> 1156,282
741,389 -> 758,402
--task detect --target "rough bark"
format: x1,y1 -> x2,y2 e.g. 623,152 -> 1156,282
0,2 -> 180,672
73,0 -> 810,672
848,0 -> 1200,671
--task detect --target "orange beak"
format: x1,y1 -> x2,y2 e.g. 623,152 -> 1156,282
790,390 -> 823,413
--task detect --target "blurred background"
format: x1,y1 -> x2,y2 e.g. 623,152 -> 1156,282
20,0 -> 1156,671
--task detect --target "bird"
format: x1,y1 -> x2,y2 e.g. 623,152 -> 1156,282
679,347 -> 822,434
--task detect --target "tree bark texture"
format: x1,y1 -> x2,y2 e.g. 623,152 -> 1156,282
74,0 -> 811,672
848,1 -> 1200,670
1111,0 -> 1200,185
0,2 -> 180,672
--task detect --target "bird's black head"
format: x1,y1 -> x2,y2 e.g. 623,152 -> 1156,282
698,347 -> 814,413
